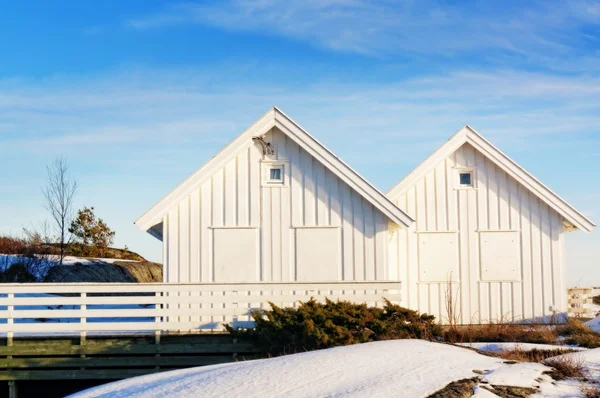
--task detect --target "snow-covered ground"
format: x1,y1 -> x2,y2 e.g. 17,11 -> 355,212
586,315 -> 600,332
0,254 -> 139,266
460,342 -> 588,353
69,340 -> 600,398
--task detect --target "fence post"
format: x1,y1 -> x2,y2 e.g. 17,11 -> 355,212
155,291 -> 161,344
7,380 -> 16,398
7,293 -> 13,347
80,292 -> 87,346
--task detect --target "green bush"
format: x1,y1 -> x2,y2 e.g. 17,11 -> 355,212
226,298 -> 440,356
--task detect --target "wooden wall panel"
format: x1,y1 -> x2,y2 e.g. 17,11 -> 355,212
388,142 -> 567,323
163,127 -> 390,284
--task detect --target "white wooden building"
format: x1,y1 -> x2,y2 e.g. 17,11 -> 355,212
387,126 -> 595,323
136,108 -> 595,323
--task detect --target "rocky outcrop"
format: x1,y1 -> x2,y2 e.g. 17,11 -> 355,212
45,261 -> 162,283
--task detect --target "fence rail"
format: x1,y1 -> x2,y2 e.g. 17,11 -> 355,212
0,281 -> 401,337
567,288 -> 596,318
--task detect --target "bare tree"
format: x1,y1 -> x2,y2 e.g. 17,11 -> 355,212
43,157 -> 78,264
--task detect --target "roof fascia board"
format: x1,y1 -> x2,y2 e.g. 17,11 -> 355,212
135,109 -> 276,230
273,109 -> 414,228
465,133 -> 595,233
387,129 -> 467,199
136,107 -> 414,232
387,125 -> 595,233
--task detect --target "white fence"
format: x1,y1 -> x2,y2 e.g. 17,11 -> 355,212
0,281 -> 401,337
567,287 -> 597,318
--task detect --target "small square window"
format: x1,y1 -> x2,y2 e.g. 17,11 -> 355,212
459,172 -> 472,186
269,167 -> 282,181
262,162 -> 287,186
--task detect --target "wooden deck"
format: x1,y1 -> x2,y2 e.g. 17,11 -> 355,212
0,333 -> 260,381
0,333 -> 261,397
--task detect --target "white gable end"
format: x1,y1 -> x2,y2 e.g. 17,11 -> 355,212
136,108 -> 412,284
159,127 -> 392,283
387,127 -> 594,324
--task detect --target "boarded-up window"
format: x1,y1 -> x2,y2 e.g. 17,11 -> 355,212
480,231 -> 520,281
418,232 -> 459,282
213,228 -> 258,282
296,228 -> 339,281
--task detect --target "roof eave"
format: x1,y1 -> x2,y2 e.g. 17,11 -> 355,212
387,125 -> 595,233
135,107 -> 415,234
134,108 -> 277,231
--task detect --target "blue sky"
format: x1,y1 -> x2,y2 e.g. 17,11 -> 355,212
0,0 -> 598,286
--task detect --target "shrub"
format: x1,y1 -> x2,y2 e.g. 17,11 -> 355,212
226,298 -> 440,356
543,354 -> 587,380
593,295 -> 600,306
0,236 -> 27,255
582,384 -> 600,398
69,207 -> 115,253
0,235 -> 55,282
557,319 -> 600,348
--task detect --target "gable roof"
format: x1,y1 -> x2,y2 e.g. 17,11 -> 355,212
135,107 -> 414,233
387,125 -> 595,233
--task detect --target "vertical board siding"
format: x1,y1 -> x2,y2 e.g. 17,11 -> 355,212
389,142 -> 566,323
163,128 -> 389,284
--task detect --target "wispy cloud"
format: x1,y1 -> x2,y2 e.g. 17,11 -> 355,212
1,65 -> 599,164
125,0 -> 600,69
1,64 -> 598,275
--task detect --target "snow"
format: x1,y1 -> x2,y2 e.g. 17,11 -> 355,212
61,256 -> 139,264
0,254 -> 139,266
481,362 -> 550,388
585,315 -> 600,332
472,385 -> 500,397
70,341 -> 600,398
70,340 -> 506,398
460,342 -> 587,353
555,347 -> 600,380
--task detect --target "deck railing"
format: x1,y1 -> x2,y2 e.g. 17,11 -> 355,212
0,281 -> 401,337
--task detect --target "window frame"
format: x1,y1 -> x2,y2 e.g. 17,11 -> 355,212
455,167 -> 477,190
261,160 -> 288,187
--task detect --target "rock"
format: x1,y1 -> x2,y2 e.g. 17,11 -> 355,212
45,261 -> 162,283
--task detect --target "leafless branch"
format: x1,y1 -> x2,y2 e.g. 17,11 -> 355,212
42,156 -> 78,264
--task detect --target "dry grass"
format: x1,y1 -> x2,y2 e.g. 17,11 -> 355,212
582,384 -> 600,398
557,319 -> 600,349
442,316 -> 600,348
442,321 -> 558,345
542,353 -> 587,380
494,345 -> 579,363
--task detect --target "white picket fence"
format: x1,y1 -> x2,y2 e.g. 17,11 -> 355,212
0,281 -> 401,337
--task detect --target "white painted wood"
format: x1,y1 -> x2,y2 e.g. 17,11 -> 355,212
387,124 -> 594,232
0,281 -> 401,334
158,127 -> 392,287
136,110 -> 592,325
136,107 -> 413,234
480,231 -> 520,281
388,141 -> 576,323
418,232 -> 459,282
295,227 -> 340,281
213,228 -> 258,282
